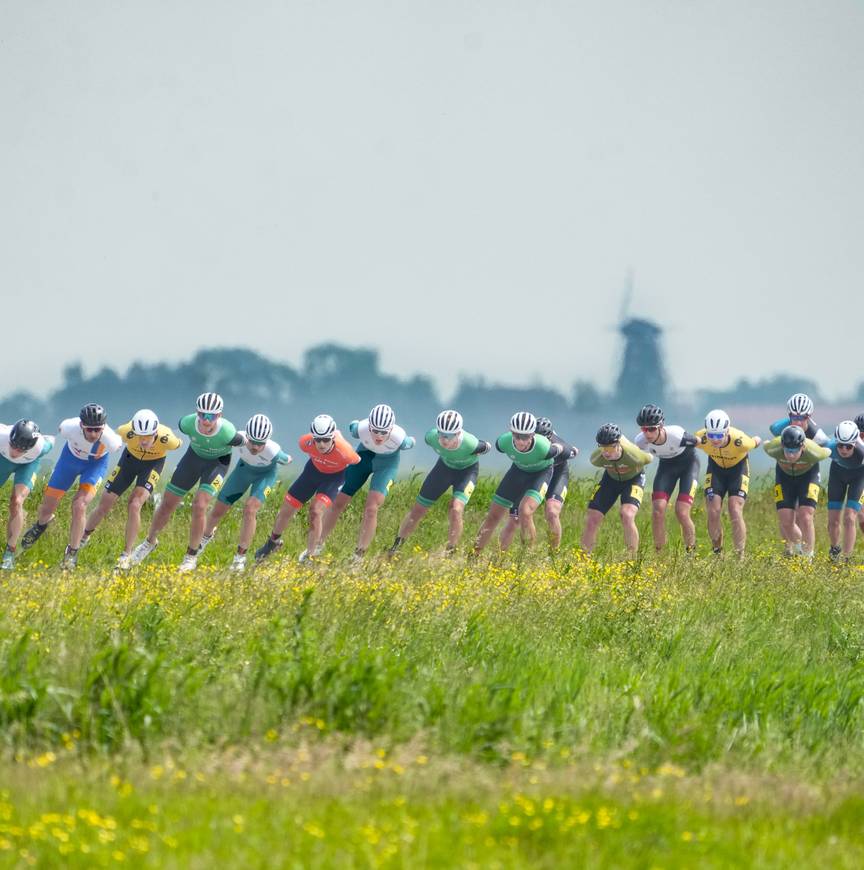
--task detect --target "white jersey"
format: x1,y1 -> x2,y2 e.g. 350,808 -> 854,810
353,420 -> 410,455
58,418 -> 123,461
236,435 -> 286,468
812,427 -> 830,447
634,425 -> 695,461
0,424 -> 55,464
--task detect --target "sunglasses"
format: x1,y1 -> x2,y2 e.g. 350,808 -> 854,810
837,442 -> 855,450
313,436 -> 334,444
83,426 -> 103,434
706,432 -> 726,441
789,414 -> 808,422
197,412 -> 218,422
369,427 -> 391,437
641,426 -> 659,433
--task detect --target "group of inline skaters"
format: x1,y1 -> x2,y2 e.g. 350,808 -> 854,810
1,390 -> 862,571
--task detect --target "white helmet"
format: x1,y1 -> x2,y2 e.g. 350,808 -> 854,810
835,420 -> 859,445
369,404 -> 395,432
510,411 -> 537,436
131,409 -> 160,437
787,393 -> 814,417
196,392 -> 224,414
705,409 -> 731,436
436,409 -> 463,434
246,413 -> 272,444
311,414 -> 337,438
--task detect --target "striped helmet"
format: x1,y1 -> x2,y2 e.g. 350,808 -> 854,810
509,411 -> 536,436
131,409 -> 160,437
786,393 -> 814,417
246,414 -> 272,444
311,414 -> 337,438
196,392 -> 224,414
835,420 -> 859,445
369,404 -> 395,432
436,409 -> 463,434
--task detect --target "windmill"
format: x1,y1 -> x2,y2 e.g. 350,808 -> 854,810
614,271 -> 668,408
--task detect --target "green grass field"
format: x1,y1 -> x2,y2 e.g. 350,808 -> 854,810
1,474 -> 863,867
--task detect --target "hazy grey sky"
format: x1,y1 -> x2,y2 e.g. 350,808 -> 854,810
2,1 -> 863,401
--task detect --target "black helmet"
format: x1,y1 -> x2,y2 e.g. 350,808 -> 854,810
636,404 -> 664,427
9,419 -> 40,451
79,403 -> 107,427
780,425 -> 806,450
596,423 -> 622,445
535,417 -> 553,438
855,414 -> 864,434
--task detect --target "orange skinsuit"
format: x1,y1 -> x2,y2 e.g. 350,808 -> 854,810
298,433 -> 360,473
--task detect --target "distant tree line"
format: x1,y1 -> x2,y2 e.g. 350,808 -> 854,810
0,343 -> 849,471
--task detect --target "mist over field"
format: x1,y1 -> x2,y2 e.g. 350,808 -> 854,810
2,336 -> 861,474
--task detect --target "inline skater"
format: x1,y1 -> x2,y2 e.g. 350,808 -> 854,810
633,404 -> 700,552
825,421 -> 864,560
763,425 -> 830,558
21,404 -> 123,569
0,420 -> 54,569
317,404 -> 414,561
198,414 -> 292,571
499,416 -> 578,551
473,412 -> 566,553
855,413 -> 864,536
255,415 -> 360,564
79,410 -> 181,570
130,393 -> 245,570
769,393 -> 830,446
388,410 -> 491,555
694,410 -> 762,556
581,424 -> 653,557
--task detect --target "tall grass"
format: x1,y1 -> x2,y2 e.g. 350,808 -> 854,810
1,474 -> 863,864
1,476 -> 862,772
